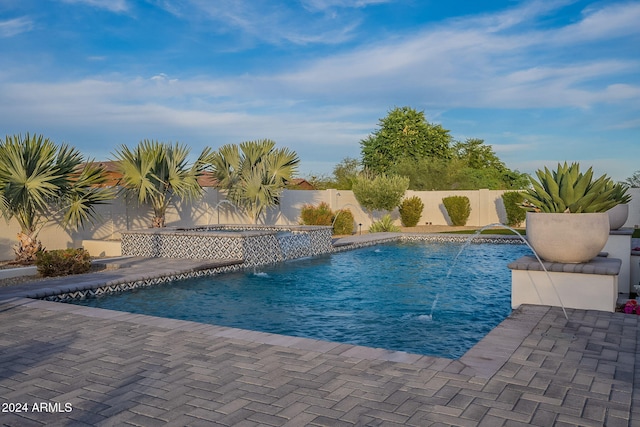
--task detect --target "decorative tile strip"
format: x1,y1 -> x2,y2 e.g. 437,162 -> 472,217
401,234 -> 525,245
331,236 -> 401,253
43,264 -> 242,302
121,226 -> 333,265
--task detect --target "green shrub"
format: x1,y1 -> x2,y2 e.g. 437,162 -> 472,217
501,191 -> 526,227
442,196 -> 471,226
352,173 -> 409,212
300,202 -> 333,226
398,196 -> 424,227
333,209 -> 355,235
369,214 -> 401,233
36,248 -> 92,277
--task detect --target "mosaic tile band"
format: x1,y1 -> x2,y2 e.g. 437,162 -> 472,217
121,226 -> 333,266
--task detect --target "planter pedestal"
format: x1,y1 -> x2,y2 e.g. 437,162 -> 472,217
509,256 -> 621,312
603,228 -> 633,294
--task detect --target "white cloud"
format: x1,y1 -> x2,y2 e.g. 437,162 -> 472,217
456,0 -> 574,33
158,0 -> 363,45
606,117 -> 640,130
59,0 -> 129,13
4,1 -> 640,114
0,17 -> 33,37
552,1 -> 640,44
254,1 -> 640,110
0,76 -> 371,158
301,0 -> 391,12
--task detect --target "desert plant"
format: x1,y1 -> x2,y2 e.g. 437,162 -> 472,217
0,133 -> 112,264
113,140 -> 209,228
522,162 -> 623,213
398,196 -> 424,227
501,191 -> 526,227
442,196 -> 471,226
333,209 -> 355,235
300,202 -> 333,226
369,214 -> 401,233
208,139 -> 299,223
624,170 -> 640,188
611,182 -> 632,205
35,248 -> 92,277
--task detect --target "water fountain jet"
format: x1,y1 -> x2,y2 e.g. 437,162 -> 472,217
429,223 -> 569,320
332,203 -> 362,230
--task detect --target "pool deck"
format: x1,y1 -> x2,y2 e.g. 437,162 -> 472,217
0,236 -> 638,426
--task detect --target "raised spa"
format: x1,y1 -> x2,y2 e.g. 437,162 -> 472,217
120,225 -> 333,266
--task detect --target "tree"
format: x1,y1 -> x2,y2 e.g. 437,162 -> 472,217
360,106 -> 452,174
624,170 -> 640,188
390,157 -> 459,190
390,140 -> 529,190
452,138 -> 529,189
208,139 -> 299,223
0,133 -> 112,264
352,172 -> 409,215
453,138 -> 506,171
303,157 -> 362,190
113,140 -> 209,228
332,157 -> 361,190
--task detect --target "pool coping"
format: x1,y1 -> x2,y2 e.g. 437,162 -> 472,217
0,293 -> 546,379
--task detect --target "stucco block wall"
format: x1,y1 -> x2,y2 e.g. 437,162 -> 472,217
2,187 -> 639,261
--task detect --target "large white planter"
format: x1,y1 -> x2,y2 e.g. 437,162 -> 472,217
607,204 -> 629,230
526,212 -> 610,263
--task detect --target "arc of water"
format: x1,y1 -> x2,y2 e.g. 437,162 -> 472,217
332,203 -> 363,228
430,223 -> 568,320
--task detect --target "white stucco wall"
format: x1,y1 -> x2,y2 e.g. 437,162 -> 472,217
1,187 -> 639,261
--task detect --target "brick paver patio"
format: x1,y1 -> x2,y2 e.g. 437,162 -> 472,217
0,255 -> 638,426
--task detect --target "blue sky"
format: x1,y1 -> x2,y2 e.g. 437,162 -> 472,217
1,0 -> 638,182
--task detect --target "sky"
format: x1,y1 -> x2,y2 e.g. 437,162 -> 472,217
0,0 -> 638,182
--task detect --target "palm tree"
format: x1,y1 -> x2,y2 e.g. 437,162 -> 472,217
0,133 -> 113,264
113,140 -> 209,228
207,139 -> 299,223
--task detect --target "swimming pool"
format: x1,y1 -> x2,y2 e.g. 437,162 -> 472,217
72,241 -> 532,358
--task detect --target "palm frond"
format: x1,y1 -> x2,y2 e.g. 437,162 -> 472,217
0,133 -> 114,238
112,140 -> 205,227
209,139 -> 299,223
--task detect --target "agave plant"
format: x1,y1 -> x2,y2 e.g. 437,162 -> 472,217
522,162 -> 622,213
369,214 -> 401,233
611,182 -> 632,205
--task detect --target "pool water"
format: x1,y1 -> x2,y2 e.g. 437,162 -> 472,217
72,241 -> 531,358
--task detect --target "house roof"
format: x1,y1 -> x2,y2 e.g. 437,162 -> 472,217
84,162 -> 314,189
